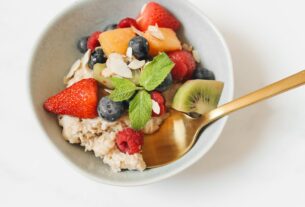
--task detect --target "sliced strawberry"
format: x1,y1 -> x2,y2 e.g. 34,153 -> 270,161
168,50 -> 196,81
44,79 -> 99,119
151,91 -> 166,117
87,31 -> 102,51
137,2 -> 181,31
118,17 -> 140,30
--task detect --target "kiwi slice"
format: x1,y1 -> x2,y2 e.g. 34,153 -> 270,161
172,80 -> 224,114
93,63 -> 114,89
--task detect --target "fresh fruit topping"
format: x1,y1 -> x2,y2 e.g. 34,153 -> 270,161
118,17 -> 140,30
98,28 -> 136,56
150,91 -> 165,104
168,50 -> 196,81
44,79 -> 99,118
106,53 -> 132,78
193,67 -> 216,80
97,96 -> 125,122
77,36 -> 89,53
172,80 -> 224,114
87,31 -> 102,51
151,91 -> 166,116
128,36 -> 149,60
137,2 -> 181,31
115,128 -> 144,155
106,53 -> 173,130
155,73 -> 173,92
93,63 -> 114,89
103,23 -> 118,31
88,47 -> 107,69
143,28 -> 181,56
139,52 -> 175,91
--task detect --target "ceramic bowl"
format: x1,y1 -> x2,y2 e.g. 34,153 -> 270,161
29,0 -> 234,186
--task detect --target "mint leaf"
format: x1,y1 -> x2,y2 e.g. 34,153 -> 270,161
109,77 -> 137,102
129,90 -> 152,130
139,53 -> 175,91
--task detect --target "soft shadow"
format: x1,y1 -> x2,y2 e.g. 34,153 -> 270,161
160,27 -> 276,185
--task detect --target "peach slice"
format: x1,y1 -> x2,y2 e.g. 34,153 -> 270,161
99,28 -> 136,56
144,28 -> 182,56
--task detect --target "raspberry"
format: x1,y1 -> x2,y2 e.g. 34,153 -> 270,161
87,31 -> 102,51
118,18 -> 140,30
151,91 -> 166,117
115,128 -> 144,155
168,50 -> 196,81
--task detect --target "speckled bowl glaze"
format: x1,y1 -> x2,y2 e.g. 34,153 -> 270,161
29,0 -> 234,186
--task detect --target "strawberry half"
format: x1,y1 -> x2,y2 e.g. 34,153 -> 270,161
137,2 -> 181,31
44,78 -> 99,119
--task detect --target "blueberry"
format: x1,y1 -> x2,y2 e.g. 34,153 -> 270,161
103,24 -> 117,31
193,66 -> 216,80
97,97 -> 125,122
88,48 -> 107,69
77,36 -> 89,53
128,36 -> 149,60
156,73 -> 173,92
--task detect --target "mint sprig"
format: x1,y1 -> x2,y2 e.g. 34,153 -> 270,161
129,90 -> 152,130
109,77 -> 137,102
108,53 -> 174,130
139,52 -> 175,91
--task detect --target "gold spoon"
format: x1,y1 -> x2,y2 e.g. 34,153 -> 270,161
142,70 -> 305,168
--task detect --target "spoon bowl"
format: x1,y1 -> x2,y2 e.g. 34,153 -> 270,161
143,70 -> 305,168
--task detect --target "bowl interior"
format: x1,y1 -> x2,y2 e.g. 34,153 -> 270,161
30,0 -> 233,186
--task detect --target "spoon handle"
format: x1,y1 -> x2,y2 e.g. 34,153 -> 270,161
206,70 -> 305,123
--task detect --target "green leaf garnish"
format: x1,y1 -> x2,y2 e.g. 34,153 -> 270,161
139,53 -> 175,91
129,90 -> 152,130
109,77 -> 137,102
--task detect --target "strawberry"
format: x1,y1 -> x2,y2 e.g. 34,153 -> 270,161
118,17 -> 140,30
137,2 -> 181,31
168,50 -> 196,81
151,91 -> 166,117
44,79 -> 99,119
87,31 -> 102,51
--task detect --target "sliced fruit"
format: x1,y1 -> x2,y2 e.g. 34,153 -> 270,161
172,80 -> 224,114
143,28 -> 181,56
93,63 -> 114,89
98,28 -> 136,56
137,2 -> 181,31
44,78 -> 99,118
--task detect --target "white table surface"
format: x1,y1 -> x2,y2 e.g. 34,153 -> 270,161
1,0 -> 305,206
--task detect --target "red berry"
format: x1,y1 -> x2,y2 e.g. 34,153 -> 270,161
151,91 -> 164,104
118,17 -> 140,30
151,91 -> 166,117
137,2 -> 181,31
116,128 -> 144,155
168,50 -> 196,81
44,79 -> 99,119
87,31 -> 102,51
